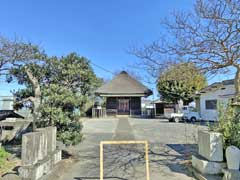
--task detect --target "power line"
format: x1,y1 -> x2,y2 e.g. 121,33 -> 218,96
89,61 -> 115,75
0,60 -> 156,96
89,60 -> 156,89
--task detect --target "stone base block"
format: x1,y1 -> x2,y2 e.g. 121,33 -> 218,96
198,130 -> 223,162
222,169 -> 240,180
52,149 -> 62,164
19,159 -> 52,180
192,155 -> 226,175
19,149 -> 62,180
187,165 -> 222,180
2,174 -> 21,180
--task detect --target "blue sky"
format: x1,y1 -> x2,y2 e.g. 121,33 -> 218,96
0,0 -> 235,97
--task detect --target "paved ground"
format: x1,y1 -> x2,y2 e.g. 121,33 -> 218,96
59,118 -> 207,180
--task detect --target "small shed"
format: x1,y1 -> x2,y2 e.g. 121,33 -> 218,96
95,71 -> 152,117
153,99 -> 175,117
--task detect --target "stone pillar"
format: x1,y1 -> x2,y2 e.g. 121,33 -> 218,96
46,126 -> 56,153
36,128 -> 48,160
21,132 -> 42,166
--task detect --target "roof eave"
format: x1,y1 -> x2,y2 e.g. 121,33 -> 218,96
96,93 -> 151,97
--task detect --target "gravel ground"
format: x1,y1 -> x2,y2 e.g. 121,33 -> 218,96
58,118 -> 207,180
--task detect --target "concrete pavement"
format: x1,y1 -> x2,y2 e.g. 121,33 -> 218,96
58,118 -> 206,180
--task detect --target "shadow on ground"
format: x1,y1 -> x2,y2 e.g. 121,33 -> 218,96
73,143 -> 196,180
167,144 -> 198,159
74,177 -> 127,180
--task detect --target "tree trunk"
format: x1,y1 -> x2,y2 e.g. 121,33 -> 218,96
25,68 -> 41,131
234,65 -> 240,96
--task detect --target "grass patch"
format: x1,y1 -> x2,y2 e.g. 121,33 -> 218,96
0,147 -> 16,176
0,147 -> 10,167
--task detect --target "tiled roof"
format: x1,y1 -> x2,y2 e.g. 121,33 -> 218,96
200,79 -> 234,93
0,110 -> 24,121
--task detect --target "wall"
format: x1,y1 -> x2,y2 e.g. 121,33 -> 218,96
106,97 -> 118,116
0,118 -> 31,141
106,97 -> 117,110
155,103 -> 164,115
130,97 -> 141,115
200,85 -> 235,121
0,96 -> 31,118
105,97 -> 142,116
0,96 -> 14,110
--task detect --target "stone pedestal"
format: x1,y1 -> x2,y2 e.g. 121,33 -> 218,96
222,169 -> 240,180
192,155 -> 226,175
19,127 -> 61,180
192,130 -> 226,176
19,150 -> 61,180
198,130 -> 223,162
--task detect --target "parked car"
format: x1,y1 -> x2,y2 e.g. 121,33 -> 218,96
182,106 -> 201,122
168,106 -> 201,122
169,112 -> 183,122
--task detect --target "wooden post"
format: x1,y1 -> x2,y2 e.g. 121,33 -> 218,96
154,103 -> 156,118
92,108 -> 95,118
145,142 -> 150,180
130,97 -> 131,117
100,142 -> 104,180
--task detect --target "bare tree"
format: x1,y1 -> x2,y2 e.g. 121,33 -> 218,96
130,45 -> 173,79
132,0 -> 240,95
0,36 -> 45,130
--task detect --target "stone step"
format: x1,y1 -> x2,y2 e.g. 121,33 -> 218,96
192,154 -> 226,175
187,165 -> 222,180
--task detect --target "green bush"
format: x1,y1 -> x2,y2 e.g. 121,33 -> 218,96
56,121 -> 83,146
0,147 -> 10,168
210,103 -> 240,149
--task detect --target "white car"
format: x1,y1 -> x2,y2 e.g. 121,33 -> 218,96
169,106 -> 201,122
169,112 -> 183,122
182,106 -> 201,122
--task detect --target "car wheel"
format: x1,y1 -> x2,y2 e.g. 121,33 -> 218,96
174,117 -> 180,123
190,117 -> 196,122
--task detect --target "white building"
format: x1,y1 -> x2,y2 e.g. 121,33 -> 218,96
196,79 -> 235,121
0,96 -> 14,110
0,95 -> 31,118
